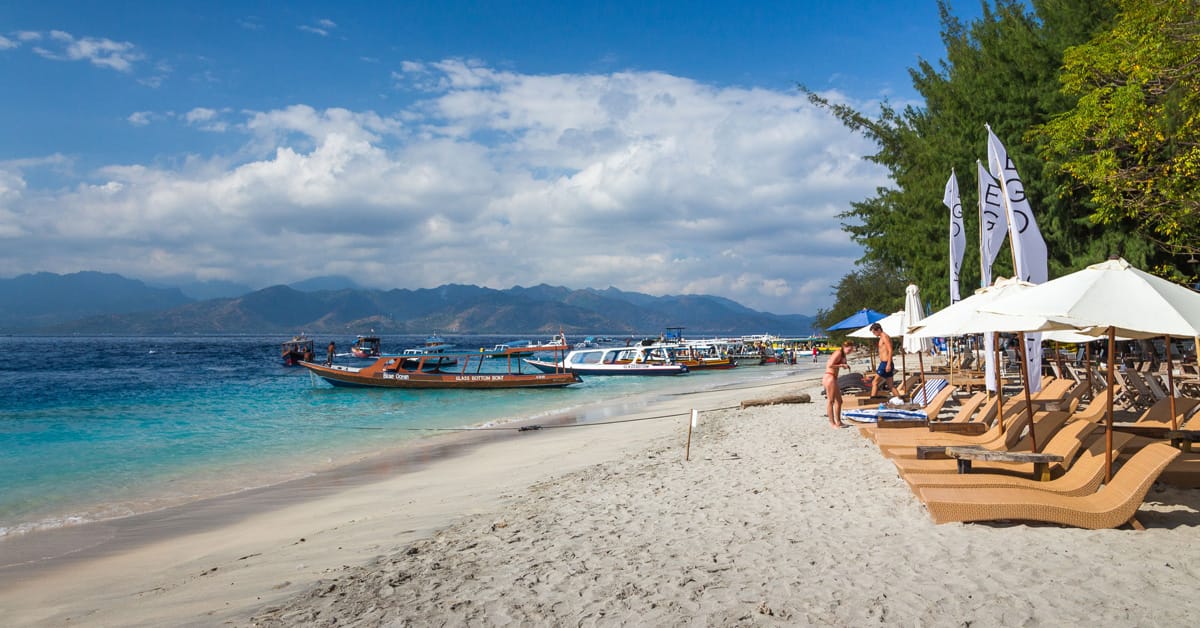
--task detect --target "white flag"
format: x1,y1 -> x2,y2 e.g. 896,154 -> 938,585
944,170 -> 965,304
987,125 -> 1048,393
977,161 -> 1007,393
986,126 -> 1048,285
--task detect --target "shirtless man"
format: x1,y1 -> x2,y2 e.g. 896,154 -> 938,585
821,340 -> 855,428
869,323 -> 897,398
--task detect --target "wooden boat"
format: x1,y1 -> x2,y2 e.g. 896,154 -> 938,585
300,345 -> 581,389
666,344 -> 738,370
281,335 -> 314,366
350,335 -> 382,359
525,345 -> 689,376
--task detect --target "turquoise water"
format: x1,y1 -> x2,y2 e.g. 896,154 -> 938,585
0,335 -> 817,538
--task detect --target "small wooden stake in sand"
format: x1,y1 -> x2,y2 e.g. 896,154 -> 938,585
685,409 -> 698,461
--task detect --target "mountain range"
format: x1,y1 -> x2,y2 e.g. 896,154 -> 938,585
0,271 -> 815,335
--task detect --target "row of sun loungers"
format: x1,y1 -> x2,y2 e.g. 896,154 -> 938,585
849,375 -> 1199,529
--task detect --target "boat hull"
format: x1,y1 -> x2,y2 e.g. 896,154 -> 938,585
524,358 -> 688,376
300,361 -> 580,389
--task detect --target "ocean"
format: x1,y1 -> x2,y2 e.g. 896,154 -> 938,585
0,335 -> 818,539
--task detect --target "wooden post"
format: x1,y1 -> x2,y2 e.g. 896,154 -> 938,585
685,408 -> 698,461
1017,332 -> 1037,453
994,332 -> 1005,435
1106,329 -> 1116,483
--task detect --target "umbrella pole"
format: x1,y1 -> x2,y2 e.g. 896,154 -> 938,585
1085,342 -> 1093,402
902,350 -> 908,391
917,351 -> 927,408
994,332 -> 1005,435
1017,332 -> 1037,453
1166,334 -> 1177,431
1106,328 -> 1116,483
1054,341 -> 1066,380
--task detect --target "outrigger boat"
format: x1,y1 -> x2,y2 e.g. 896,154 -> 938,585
300,345 -> 581,389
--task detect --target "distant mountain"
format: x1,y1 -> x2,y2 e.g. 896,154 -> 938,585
173,279 -> 254,301
289,275 -> 362,292
5,272 -> 815,335
0,271 -> 193,330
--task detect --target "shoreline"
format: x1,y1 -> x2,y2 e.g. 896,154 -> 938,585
7,367 -> 1195,626
0,361 -> 809,542
0,371 -> 819,625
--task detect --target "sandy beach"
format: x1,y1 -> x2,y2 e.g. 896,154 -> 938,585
3,373 -> 1199,626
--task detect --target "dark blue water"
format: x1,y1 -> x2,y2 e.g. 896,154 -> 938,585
0,335 -> 811,537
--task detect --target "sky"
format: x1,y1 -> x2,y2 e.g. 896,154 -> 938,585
0,1 -> 984,315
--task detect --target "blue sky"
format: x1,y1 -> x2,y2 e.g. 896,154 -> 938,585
0,1 -> 983,314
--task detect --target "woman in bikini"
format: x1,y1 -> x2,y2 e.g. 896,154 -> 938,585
822,340 -> 855,428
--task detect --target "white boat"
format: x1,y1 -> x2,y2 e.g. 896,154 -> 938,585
524,345 -> 689,376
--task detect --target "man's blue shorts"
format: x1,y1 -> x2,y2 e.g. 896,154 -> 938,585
876,360 -> 895,378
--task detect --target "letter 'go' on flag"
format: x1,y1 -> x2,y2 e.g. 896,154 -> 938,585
977,160 -> 1006,394
986,124 -> 1047,394
985,124 -> 1047,285
977,160 -> 1006,288
944,170 -> 965,304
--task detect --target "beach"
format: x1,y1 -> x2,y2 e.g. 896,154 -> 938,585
2,372 -> 1199,626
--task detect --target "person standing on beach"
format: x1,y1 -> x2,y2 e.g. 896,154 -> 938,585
326,341 -> 336,366
822,340 -> 855,428
869,323 -> 896,398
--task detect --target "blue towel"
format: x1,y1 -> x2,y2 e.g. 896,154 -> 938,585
911,378 -> 949,406
843,407 -> 929,423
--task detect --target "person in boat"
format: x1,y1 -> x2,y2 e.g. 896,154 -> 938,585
822,340 -> 855,428
326,341 -> 336,366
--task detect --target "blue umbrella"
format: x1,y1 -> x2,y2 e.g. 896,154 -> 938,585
826,308 -> 889,331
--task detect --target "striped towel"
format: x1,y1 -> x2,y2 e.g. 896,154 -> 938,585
911,378 -> 949,406
842,407 -> 929,423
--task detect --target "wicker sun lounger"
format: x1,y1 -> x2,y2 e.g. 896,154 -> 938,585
878,408 -> 1069,460
891,416 -> 1099,477
919,443 -> 1182,529
903,432 -> 1134,498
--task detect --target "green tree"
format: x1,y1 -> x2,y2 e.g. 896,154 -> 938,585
812,260 -> 907,334
1037,0 -> 1200,281
804,0 -> 1162,314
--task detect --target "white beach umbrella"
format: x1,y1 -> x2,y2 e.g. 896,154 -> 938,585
849,311 -> 904,338
902,284 -> 932,399
983,257 -> 1200,340
905,277 -> 1079,453
902,284 -> 931,354
984,257 -> 1200,477
906,277 -> 1077,339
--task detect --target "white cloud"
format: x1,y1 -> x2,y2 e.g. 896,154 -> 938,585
21,30 -> 143,72
127,111 -> 154,126
0,62 -> 887,313
298,20 -> 336,37
0,35 -> 17,50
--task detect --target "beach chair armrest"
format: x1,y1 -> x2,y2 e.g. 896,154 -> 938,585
875,420 -> 929,429
927,422 -> 989,435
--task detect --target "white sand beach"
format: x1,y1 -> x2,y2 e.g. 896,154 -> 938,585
2,373 -> 1198,626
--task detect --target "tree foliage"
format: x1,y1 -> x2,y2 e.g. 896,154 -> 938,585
1036,0 -> 1200,280
803,0 -> 1179,316
812,259 -> 908,333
